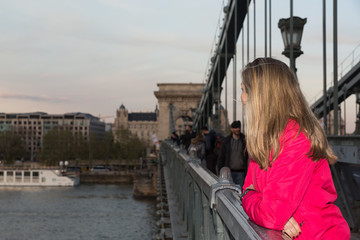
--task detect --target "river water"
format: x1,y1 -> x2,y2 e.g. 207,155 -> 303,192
0,184 -> 157,240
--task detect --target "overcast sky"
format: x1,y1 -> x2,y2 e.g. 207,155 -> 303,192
1,0 -> 359,132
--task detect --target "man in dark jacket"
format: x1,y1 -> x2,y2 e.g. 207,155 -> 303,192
217,120 -> 248,187
170,131 -> 180,146
180,125 -> 196,152
201,126 -> 217,174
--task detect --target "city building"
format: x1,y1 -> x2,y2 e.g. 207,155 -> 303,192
113,83 -> 230,147
113,105 -> 159,147
105,123 -> 114,132
0,112 -> 105,160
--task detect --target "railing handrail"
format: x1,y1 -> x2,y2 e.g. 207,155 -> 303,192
161,141 -> 282,239
309,43 -> 360,106
339,44 -> 360,78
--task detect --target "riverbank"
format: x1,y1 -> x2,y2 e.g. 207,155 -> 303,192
80,171 -> 134,184
80,166 -> 158,199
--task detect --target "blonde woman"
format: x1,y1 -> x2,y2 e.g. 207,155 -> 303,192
240,58 -> 350,239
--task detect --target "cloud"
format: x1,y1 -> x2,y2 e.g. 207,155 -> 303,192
0,92 -> 68,103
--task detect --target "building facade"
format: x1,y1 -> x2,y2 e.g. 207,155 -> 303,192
113,105 -> 159,147
0,112 -> 105,160
113,83 -> 229,146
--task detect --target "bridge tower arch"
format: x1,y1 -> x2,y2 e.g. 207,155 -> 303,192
154,83 -> 205,141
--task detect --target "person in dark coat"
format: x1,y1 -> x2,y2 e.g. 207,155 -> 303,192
180,125 -> 196,152
217,120 -> 248,187
201,126 -> 217,174
170,131 -> 180,146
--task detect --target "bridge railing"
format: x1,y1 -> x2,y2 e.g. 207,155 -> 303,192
160,141 -> 282,240
309,43 -> 360,107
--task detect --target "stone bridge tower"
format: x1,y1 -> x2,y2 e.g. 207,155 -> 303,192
154,83 -> 205,141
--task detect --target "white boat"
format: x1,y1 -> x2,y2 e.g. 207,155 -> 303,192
0,169 -> 80,187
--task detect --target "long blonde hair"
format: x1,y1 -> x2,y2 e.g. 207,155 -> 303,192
241,58 -> 337,170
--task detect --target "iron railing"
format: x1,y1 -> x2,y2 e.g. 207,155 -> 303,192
310,43 -> 360,106
160,141 -> 282,240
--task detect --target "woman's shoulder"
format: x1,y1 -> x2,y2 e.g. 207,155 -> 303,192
282,119 -> 306,139
281,119 -> 310,149
284,119 -> 300,132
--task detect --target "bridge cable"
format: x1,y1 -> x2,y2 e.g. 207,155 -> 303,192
265,0 -> 267,57
322,0 -> 327,134
269,0 -> 272,57
254,0 -> 256,59
247,0 -> 250,62
241,12 -> 245,133
322,0 -> 327,133
233,0 -> 238,122
333,0 -> 339,135
290,0 -> 294,72
225,31 -> 228,128
218,42 -> 221,132
344,87 -> 346,134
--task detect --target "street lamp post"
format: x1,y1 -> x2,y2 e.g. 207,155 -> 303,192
278,17 -> 307,74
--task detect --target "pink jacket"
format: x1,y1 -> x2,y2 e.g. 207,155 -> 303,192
242,120 -> 350,239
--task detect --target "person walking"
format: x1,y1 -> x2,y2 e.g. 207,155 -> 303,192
201,126 -> 217,174
170,131 -> 180,146
240,57 -> 350,239
217,120 -> 248,187
187,134 -> 205,162
180,125 -> 196,152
